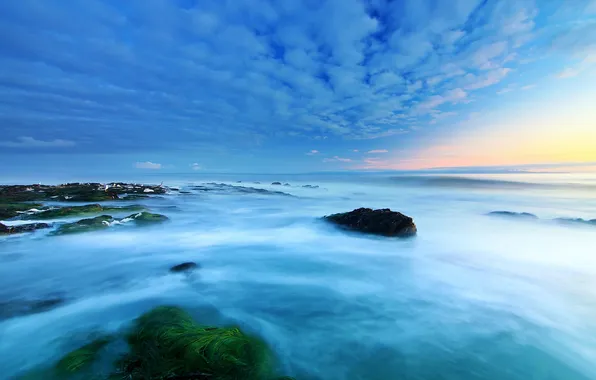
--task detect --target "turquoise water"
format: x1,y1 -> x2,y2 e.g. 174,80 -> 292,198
1,173 -> 596,379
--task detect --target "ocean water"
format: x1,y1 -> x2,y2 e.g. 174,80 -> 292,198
1,173 -> 596,379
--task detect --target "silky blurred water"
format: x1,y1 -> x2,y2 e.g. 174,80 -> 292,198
1,173 -> 596,379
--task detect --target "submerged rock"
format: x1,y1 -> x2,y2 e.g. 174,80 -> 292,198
302,184 -> 319,189
55,336 -> 112,375
487,211 -> 538,219
52,215 -> 113,235
324,207 -> 417,237
0,202 -> 44,220
129,211 -> 169,224
0,297 -> 65,320
170,262 -> 200,273
22,203 -> 144,220
0,222 -> 51,235
192,183 -> 294,197
271,182 -> 282,185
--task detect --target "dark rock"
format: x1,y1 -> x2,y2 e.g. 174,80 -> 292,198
191,183 -> 294,197
324,208 -> 417,237
554,217 -> 596,226
487,211 -> 538,219
0,222 -> 51,235
170,262 -> 200,273
271,182 -> 282,185
302,185 -> 319,189
253,182 -> 261,184
179,191 -> 192,194
0,297 -> 65,320
283,183 -> 291,186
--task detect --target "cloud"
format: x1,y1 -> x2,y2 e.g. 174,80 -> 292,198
353,149 -> 359,152
0,0 -> 582,161
135,161 -> 162,170
368,149 -> 389,154
323,156 -> 352,163
521,84 -> 536,90
190,162 -> 201,170
0,136 -> 76,148
556,53 -> 596,78
306,150 -> 319,155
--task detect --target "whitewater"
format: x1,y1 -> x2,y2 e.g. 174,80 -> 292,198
1,172 -> 596,379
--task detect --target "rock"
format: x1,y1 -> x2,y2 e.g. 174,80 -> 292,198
302,185 -> 319,189
52,215 -> 113,235
0,202 -> 44,220
487,211 -> 538,219
129,211 -> 169,225
554,217 -> 596,226
170,262 -> 199,273
120,194 -> 150,200
0,222 -> 51,235
191,183 -> 294,197
323,208 -> 417,237
271,182 -> 282,185
0,297 -> 65,320
22,204 -> 144,220
283,183 -> 291,186
0,182 -> 166,204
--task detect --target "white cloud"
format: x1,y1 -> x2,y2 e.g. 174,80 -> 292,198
368,149 -> 389,153
353,149 -> 359,152
306,149 -> 319,155
521,84 -> 536,90
0,136 -> 75,148
190,162 -> 201,170
135,161 -> 162,170
323,156 -> 352,163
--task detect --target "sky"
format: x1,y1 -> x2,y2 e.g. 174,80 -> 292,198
0,0 -> 595,175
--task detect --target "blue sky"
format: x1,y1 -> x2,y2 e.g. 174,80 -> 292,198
0,0 -> 595,174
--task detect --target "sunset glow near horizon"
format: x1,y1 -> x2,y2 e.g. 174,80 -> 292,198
0,0 -> 595,174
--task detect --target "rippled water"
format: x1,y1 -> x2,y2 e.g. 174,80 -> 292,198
1,173 -> 596,379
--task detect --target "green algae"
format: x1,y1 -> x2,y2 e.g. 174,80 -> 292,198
23,204 -> 145,220
51,215 -> 113,235
129,211 -> 169,225
55,337 -> 113,375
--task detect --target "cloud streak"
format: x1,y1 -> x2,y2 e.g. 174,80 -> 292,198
135,161 -> 162,170
0,136 -> 75,148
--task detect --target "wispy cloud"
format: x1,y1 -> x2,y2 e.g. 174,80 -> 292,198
323,156 -> 352,163
368,149 -> 389,154
190,163 -> 201,170
306,150 -> 319,155
135,161 -> 162,170
0,136 -> 75,148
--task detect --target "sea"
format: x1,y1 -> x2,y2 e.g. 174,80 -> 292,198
1,172 -> 596,379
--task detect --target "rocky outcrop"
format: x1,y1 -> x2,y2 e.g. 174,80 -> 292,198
323,208 -> 417,237
52,215 -> 113,235
191,183 -> 294,197
22,204 -> 144,220
302,185 -> 319,189
554,217 -> 596,226
170,262 -> 199,273
271,182 -> 282,185
130,211 -> 169,225
0,222 -> 51,235
487,211 -> 538,219
0,182 -> 166,203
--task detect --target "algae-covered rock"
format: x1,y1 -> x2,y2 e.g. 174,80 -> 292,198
22,204 -> 144,220
52,215 -> 113,235
55,337 -> 113,374
115,306 -> 280,380
128,211 -> 169,225
0,202 -> 44,220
